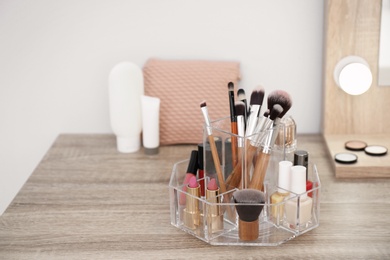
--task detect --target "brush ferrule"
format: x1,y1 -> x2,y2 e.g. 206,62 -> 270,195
246,105 -> 260,137
250,116 -> 272,147
261,126 -> 280,154
201,106 -> 213,136
238,219 -> 259,241
237,115 -> 245,148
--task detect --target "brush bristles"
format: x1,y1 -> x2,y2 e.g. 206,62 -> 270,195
250,86 -> 265,106
200,101 -> 207,108
263,109 -> 270,117
267,90 -> 292,118
269,104 -> 283,121
237,89 -> 246,101
228,82 -> 234,91
233,189 -> 265,222
235,101 -> 246,117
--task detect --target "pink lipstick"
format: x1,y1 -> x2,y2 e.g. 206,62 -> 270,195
206,178 -> 224,233
179,150 -> 199,205
183,176 -> 201,229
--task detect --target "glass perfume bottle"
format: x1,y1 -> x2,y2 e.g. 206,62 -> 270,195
275,114 -> 297,162
285,165 -> 313,228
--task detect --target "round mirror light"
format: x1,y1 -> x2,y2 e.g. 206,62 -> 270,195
333,56 -> 373,95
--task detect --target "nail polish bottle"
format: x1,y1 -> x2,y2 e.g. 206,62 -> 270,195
285,165 -> 313,228
271,161 -> 292,225
294,150 -> 313,197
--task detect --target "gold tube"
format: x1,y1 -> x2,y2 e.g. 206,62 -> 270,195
206,188 -> 223,233
183,185 -> 200,229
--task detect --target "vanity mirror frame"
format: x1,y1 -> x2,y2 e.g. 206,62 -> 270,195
323,0 -> 390,178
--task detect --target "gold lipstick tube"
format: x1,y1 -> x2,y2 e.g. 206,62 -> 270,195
183,185 -> 200,229
206,188 -> 224,233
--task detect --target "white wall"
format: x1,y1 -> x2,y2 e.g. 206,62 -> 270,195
0,0 -> 324,215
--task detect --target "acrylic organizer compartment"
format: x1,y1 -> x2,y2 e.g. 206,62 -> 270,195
169,117 -> 321,246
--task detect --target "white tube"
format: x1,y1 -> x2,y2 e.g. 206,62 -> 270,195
141,95 -> 160,155
108,62 -> 144,153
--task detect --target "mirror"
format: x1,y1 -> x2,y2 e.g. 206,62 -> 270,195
379,0 -> 390,86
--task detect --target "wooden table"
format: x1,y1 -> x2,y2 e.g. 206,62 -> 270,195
1,134 -> 389,259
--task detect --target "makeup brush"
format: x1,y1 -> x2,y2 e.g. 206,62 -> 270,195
235,101 -> 246,160
200,101 -> 227,195
225,88 -> 265,190
246,86 -> 265,138
267,90 -> 292,122
237,88 -> 248,127
227,102 -> 246,189
249,104 -> 283,191
233,189 -> 265,241
228,82 -> 238,167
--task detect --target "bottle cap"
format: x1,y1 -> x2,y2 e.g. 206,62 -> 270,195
278,161 -> 292,193
186,150 -> 199,174
294,150 -> 309,179
144,147 -> 159,155
290,165 -> 307,199
116,136 -> 140,153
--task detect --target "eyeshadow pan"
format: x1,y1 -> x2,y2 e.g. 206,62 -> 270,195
364,145 -> 388,156
334,152 -> 358,164
345,140 -> 367,151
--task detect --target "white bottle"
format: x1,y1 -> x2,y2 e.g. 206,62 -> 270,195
285,165 -> 312,228
108,62 -> 144,153
141,95 -> 160,155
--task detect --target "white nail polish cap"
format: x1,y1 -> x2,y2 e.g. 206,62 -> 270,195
278,161 -> 292,193
290,165 -> 307,199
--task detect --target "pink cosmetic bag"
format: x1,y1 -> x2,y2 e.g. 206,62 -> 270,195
143,58 -> 240,145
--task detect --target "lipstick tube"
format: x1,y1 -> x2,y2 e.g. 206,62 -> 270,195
206,187 -> 224,233
183,181 -> 201,229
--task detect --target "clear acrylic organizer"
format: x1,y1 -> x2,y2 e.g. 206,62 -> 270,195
169,117 -> 321,246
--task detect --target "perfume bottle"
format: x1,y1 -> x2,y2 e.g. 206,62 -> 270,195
271,161 -> 292,225
275,114 -> 297,162
285,165 -> 313,228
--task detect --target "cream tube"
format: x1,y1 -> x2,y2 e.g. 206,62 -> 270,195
108,62 -> 144,153
141,95 -> 160,155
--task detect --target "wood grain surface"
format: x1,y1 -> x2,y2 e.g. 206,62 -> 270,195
1,134 -> 390,259
324,134 -> 390,178
323,0 -> 390,135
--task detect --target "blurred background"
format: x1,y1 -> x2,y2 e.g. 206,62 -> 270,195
0,0 -> 324,214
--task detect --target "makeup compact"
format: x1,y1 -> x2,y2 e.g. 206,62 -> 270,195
334,152 -> 358,164
345,140 -> 367,151
365,145 -> 388,156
